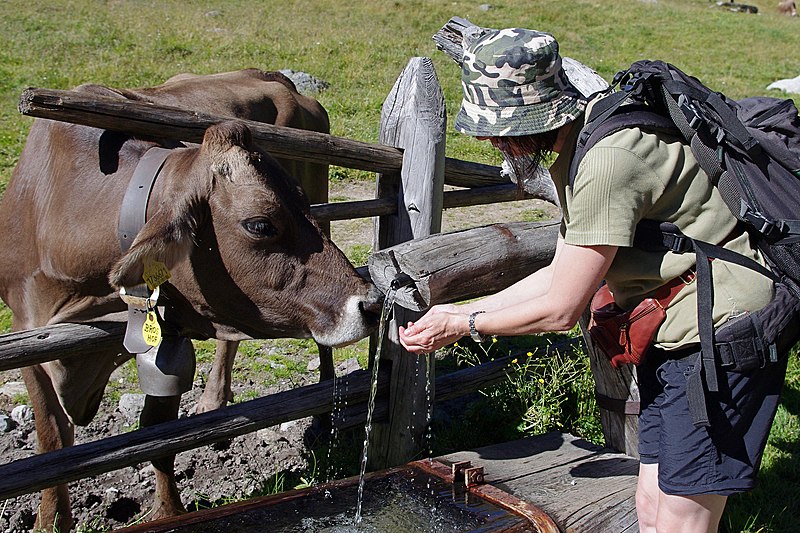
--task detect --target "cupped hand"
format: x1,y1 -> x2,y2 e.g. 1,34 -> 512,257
398,306 -> 466,355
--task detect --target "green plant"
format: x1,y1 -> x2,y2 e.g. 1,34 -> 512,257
441,334 -> 603,447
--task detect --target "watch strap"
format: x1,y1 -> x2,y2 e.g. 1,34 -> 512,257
469,311 -> 486,343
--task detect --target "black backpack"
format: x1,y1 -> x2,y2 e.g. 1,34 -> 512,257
570,60 -> 800,426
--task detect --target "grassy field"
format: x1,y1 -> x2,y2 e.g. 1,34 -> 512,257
1,0 -> 799,531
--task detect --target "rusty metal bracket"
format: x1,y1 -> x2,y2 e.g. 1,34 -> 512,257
451,460 -> 472,483
464,466 -> 485,488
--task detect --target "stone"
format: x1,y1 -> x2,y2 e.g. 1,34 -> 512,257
10,405 -> 34,425
0,414 -> 16,432
278,69 -> 330,95
118,393 -> 146,424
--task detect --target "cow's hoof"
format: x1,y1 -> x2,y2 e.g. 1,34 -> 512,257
149,502 -> 187,521
194,396 -> 227,415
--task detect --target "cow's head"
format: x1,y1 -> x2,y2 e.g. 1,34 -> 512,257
109,120 -> 381,345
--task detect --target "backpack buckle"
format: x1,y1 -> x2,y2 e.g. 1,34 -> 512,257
677,94 -> 702,129
662,232 -> 693,254
740,202 -> 787,240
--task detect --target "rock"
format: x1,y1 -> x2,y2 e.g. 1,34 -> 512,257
336,357 -> 361,375
307,357 -> 321,372
278,69 -> 330,95
0,381 -> 27,398
117,393 -> 146,424
11,405 -> 34,425
767,75 -> 800,94
479,4 -> 492,10
0,413 -> 16,432
280,420 -> 299,432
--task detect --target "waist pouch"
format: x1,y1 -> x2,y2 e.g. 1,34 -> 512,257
589,283 -> 666,367
714,281 -> 800,372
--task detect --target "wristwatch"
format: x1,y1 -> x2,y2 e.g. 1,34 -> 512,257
469,311 -> 486,343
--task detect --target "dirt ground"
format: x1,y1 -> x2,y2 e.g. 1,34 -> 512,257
0,179 -> 558,532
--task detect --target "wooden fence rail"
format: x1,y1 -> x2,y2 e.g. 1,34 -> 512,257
19,87 -> 511,190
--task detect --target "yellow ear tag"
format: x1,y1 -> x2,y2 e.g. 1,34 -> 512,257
142,311 -> 162,347
143,259 -> 171,291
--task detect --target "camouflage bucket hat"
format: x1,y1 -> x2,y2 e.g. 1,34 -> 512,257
455,28 -> 590,137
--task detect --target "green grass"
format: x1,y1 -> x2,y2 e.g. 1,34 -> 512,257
1,1 -> 799,531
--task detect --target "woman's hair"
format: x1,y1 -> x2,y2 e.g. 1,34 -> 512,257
489,129 -> 560,195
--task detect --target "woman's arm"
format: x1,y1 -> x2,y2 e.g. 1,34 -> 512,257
398,241 -> 617,354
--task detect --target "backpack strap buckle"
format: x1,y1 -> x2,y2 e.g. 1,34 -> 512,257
739,201 -> 788,240
677,94 -> 702,129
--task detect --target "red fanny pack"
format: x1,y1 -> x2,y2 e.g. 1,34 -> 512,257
588,271 -> 694,367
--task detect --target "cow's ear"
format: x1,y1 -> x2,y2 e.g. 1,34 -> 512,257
109,199 -> 201,289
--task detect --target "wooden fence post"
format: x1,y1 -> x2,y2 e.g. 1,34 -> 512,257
578,313 -> 640,458
369,57 -> 446,469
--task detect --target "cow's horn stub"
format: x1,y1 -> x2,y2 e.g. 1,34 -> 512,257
202,120 -> 253,157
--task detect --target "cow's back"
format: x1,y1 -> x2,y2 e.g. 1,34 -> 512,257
0,116 -> 147,328
124,69 -> 330,204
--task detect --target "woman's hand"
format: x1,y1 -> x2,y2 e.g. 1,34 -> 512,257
398,305 -> 468,355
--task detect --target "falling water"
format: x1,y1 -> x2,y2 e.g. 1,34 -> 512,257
324,371 -> 343,483
354,287 -> 396,525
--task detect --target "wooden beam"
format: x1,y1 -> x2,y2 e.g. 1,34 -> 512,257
19,87 -> 404,174
0,367 -> 389,500
368,221 -> 559,311
311,183 -> 532,222
579,311 -> 640,458
19,87 -> 513,190
0,348 -> 554,501
0,322 -> 126,372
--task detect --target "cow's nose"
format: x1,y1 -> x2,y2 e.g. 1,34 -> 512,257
360,286 -> 385,322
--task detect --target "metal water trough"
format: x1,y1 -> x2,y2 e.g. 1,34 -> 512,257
115,458 -> 559,533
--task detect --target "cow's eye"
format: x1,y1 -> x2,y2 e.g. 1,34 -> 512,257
242,217 -> 278,238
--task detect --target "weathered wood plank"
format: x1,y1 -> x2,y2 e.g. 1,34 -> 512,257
310,183 -> 528,222
440,432 -> 639,532
368,221 -> 559,311
579,311 -> 640,458
0,367 -> 388,500
19,87 -> 517,191
19,87 -> 404,173
0,348 -> 534,501
0,321 -> 126,372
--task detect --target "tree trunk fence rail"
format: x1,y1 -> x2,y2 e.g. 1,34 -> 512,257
0,16 -> 638,505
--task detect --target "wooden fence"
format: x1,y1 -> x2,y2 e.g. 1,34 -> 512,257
0,48 -> 638,503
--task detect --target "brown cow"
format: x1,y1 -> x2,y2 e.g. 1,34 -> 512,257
0,71 -> 381,531
120,69 -> 336,415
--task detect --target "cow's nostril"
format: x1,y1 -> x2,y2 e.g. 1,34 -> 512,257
360,287 -> 385,319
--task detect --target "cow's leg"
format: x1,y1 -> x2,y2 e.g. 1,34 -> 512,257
22,364 -> 76,532
140,394 -> 186,519
317,343 -> 334,382
196,340 -> 238,413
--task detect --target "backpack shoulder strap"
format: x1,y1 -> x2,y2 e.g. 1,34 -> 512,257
569,98 -> 680,188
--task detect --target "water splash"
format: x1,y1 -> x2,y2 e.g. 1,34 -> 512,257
354,287 -> 396,525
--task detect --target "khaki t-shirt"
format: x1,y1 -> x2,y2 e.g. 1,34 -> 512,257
549,103 -> 773,349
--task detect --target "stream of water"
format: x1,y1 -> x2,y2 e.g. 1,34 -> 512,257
354,287 -> 396,525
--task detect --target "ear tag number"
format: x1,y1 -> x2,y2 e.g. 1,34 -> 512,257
143,260 -> 171,291
142,311 -> 162,347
